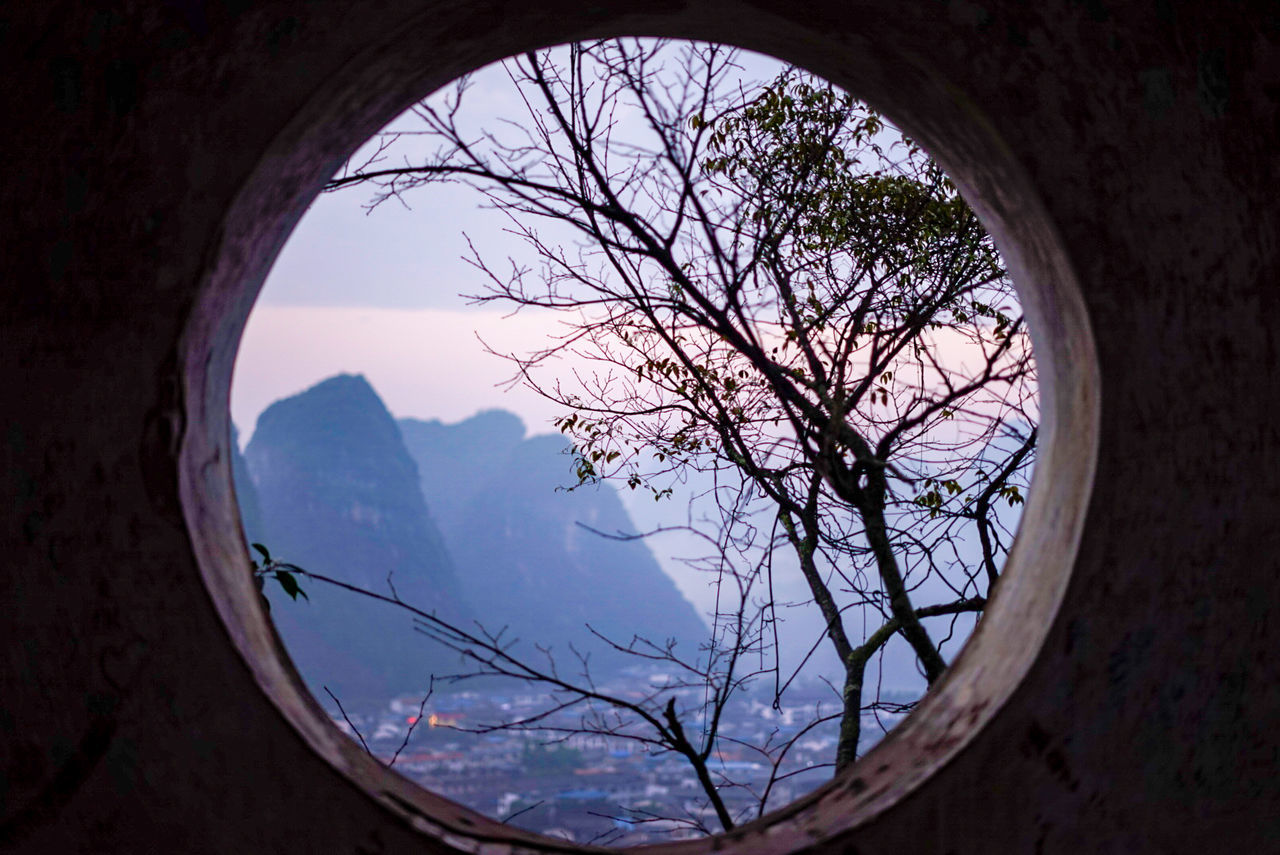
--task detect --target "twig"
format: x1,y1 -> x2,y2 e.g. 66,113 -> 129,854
324,686 -> 372,756
501,800 -> 545,825
390,677 -> 435,767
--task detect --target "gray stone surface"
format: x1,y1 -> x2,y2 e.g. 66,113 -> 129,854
1,2 -> 1277,852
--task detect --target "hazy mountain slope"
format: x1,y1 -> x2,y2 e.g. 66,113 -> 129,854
243,374 -> 469,703
400,413 -> 708,671
231,424 -> 264,546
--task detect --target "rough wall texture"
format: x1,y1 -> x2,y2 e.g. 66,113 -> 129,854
1,2 -> 1277,853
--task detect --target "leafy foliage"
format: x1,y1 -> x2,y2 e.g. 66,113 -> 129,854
250,541 -> 309,604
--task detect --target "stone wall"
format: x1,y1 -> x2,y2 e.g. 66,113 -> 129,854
1,3 -> 1277,852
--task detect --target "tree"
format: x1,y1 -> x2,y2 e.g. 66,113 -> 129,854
316,38 -> 1035,836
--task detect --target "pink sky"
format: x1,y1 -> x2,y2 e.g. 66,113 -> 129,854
232,305 -> 573,438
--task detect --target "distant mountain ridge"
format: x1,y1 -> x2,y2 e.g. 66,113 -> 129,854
234,374 -> 707,704
401,412 -> 708,669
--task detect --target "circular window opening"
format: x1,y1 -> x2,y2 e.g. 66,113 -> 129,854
229,38 -> 1039,845
181,21 -> 1103,848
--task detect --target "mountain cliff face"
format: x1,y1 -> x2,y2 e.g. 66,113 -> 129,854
243,374 -> 468,703
233,373 -> 709,704
399,412 -> 708,670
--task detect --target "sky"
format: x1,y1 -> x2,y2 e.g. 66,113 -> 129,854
232,44 -> 796,435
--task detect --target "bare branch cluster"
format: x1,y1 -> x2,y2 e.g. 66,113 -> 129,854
318,38 -> 1037,834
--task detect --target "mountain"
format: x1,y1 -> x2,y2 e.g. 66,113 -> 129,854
233,373 -> 709,703
230,424 -> 264,546
242,374 -> 469,703
399,411 -> 708,671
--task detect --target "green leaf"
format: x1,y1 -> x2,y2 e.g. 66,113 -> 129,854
252,542 -> 271,562
274,570 -> 308,602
